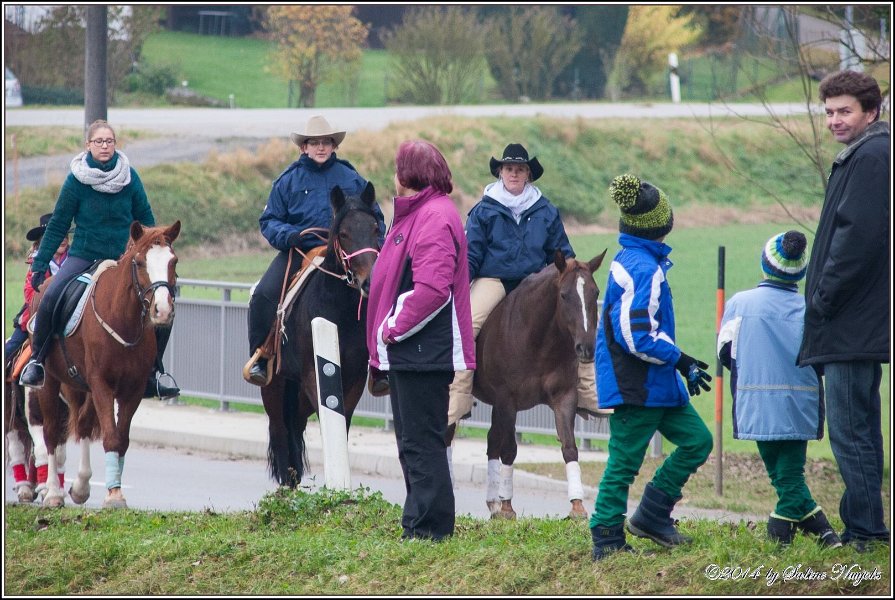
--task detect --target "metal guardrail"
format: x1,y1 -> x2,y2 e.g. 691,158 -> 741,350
167,278 -> 662,456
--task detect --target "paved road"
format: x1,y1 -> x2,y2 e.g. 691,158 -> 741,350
5,102 -> 813,192
4,440 -> 593,519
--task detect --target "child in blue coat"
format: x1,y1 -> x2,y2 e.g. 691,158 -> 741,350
717,231 -> 841,548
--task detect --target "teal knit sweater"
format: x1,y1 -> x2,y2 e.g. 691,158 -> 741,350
32,152 -> 155,273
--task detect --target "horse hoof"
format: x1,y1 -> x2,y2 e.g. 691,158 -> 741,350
102,496 -> 128,509
69,486 -> 90,505
16,485 -> 35,503
486,500 -> 501,514
42,494 -> 65,508
568,500 -> 589,520
490,508 -> 517,520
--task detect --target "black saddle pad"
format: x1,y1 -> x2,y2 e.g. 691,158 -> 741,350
51,260 -> 103,335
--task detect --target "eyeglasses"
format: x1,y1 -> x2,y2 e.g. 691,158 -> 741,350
90,138 -> 116,147
306,139 -> 334,147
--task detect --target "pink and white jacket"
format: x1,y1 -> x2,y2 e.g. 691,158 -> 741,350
366,185 -> 475,372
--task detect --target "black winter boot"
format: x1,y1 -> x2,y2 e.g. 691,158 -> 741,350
627,482 -> 692,548
767,515 -> 796,545
796,510 -> 843,548
144,327 -> 180,399
591,523 -> 635,561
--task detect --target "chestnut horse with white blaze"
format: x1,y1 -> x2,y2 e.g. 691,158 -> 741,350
30,221 -> 180,508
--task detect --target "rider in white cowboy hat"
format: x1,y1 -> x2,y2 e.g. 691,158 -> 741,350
244,115 -> 386,385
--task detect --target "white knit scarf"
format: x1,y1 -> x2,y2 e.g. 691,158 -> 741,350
484,180 -> 542,224
70,150 -> 132,193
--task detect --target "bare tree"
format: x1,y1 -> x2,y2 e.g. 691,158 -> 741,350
697,5 -> 890,232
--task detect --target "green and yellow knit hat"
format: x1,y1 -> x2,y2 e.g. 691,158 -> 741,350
609,173 -> 674,241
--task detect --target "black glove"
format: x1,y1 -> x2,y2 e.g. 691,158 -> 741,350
31,270 -> 46,291
287,232 -> 303,248
675,351 -> 712,396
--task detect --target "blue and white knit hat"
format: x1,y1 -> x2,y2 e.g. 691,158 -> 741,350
761,231 -> 808,283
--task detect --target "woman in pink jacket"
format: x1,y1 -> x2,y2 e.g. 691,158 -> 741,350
366,140 -> 475,541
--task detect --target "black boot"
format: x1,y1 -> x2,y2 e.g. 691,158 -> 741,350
248,357 -> 269,385
19,359 -> 45,389
144,327 -> 180,399
20,298 -> 53,389
767,515 -> 796,545
627,482 -> 692,548
796,510 -> 843,548
591,523 -> 635,561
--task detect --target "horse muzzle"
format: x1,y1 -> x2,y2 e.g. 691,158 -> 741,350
575,343 -> 594,362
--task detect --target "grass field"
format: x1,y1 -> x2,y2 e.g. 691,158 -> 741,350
135,30 -> 819,109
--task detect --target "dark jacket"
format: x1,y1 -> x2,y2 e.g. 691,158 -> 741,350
797,121 -> 890,366
259,153 -> 385,252
32,151 -> 153,274
465,195 -> 574,290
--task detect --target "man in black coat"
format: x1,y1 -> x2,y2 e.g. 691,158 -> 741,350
797,70 -> 890,551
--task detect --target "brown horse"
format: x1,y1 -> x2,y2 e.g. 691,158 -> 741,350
5,349 -> 38,502
448,249 -> 607,519
260,184 -> 380,487
30,221 -> 180,508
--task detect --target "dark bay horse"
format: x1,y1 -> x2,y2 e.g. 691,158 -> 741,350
449,249 -> 607,519
31,221 -> 180,508
260,183 -> 380,487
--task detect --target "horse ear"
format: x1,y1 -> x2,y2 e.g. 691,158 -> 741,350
553,249 -> 566,272
361,181 -> 375,206
130,220 -> 144,242
331,186 -> 346,213
588,249 -> 608,274
164,220 -> 181,244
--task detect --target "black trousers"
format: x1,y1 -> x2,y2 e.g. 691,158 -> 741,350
247,250 -> 302,354
389,369 -> 456,540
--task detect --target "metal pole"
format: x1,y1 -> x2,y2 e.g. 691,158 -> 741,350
715,246 -> 725,496
84,6 -> 108,131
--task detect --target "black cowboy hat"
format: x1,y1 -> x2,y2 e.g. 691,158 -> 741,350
489,143 -> 544,181
26,213 -> 72,242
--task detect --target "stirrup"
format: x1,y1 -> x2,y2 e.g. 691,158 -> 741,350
243,348 -> 273,386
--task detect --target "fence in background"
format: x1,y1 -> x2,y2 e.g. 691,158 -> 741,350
166,279 -> 662,455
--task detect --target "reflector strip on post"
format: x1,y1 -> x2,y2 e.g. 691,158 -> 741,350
312,317 -> 351,490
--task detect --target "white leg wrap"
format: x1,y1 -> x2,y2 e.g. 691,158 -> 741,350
498,463 -> 514,501
565,461 -> 584,502
30,425 -> 48,466
446,445 -> 455,489
6,431 -> 26,465
54,443 -> 66,475
46,453 -> 62,497
486,459 -> 500,502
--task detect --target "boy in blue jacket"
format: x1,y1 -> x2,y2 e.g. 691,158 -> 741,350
718,231 -> 841,548
590,174 -> 713,560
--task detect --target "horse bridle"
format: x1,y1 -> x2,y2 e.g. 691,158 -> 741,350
90,249 -> 176,348
293,226 -> 380,292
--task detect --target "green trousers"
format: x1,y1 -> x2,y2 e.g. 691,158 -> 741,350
590,403 -> 713,528
756,439 -> 817,521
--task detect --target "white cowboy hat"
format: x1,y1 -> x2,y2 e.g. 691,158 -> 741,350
290,115 -> 346,147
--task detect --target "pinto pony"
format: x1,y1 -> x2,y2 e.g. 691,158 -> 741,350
30,221 -> 180,508
449,249 -> 607,519
260,184 -> 380,487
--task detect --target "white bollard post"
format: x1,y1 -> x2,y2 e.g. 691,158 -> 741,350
668,52 -> 681,104
311,317 -> 351,490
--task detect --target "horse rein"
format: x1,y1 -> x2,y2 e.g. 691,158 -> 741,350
90,253 -> 176,348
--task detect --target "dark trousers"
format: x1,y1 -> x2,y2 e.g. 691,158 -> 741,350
389,369 -> 455,540
247,251 -> 301,354
30,255 -> 94,362
825,361 -> 889,542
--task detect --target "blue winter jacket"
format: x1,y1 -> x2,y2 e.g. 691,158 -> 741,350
259,153 -> 385,252
718,281 -> 823,441
465,195 -> 574,287
595,234 -> 689,408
